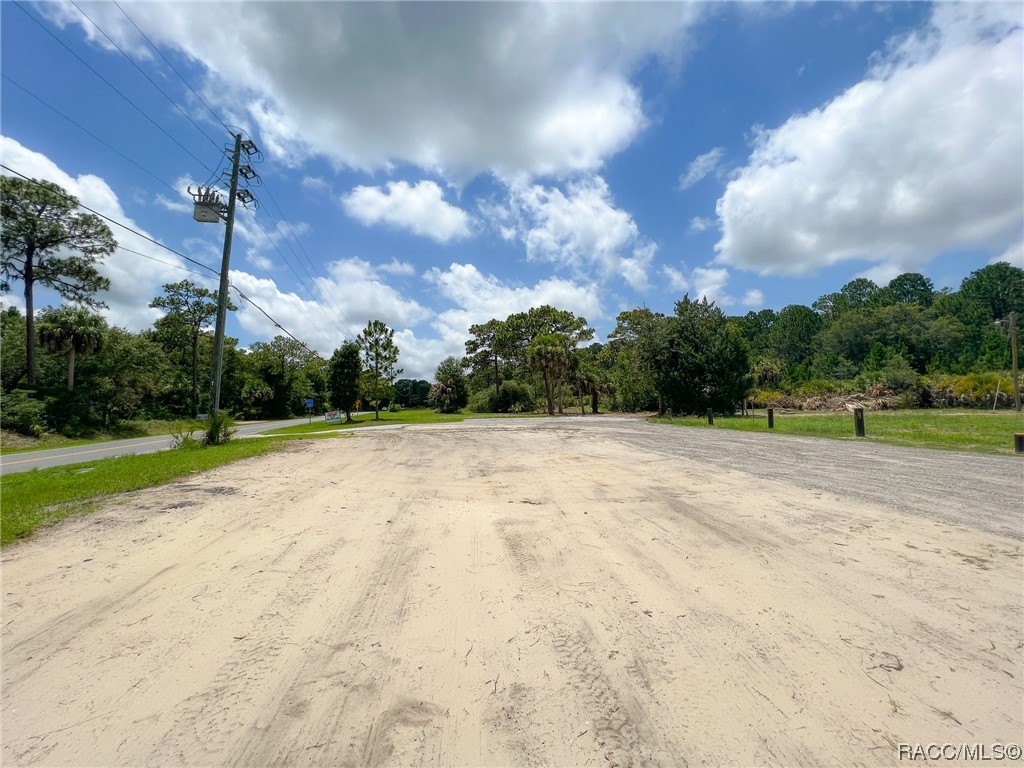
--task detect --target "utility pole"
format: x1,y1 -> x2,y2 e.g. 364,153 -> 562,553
189,133 -> 259,417
209,133 -> 242,418
1010,311 -> 1020,413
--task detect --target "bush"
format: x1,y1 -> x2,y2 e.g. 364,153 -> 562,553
201,412 -> 236,446
468,381 -> 537,413
856,357 -> 920,393
0,390 -> 47,437
926,372 -> 1015,408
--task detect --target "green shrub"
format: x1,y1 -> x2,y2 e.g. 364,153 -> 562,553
0,390 -> 47,437
468,381 -> 537,413
926,372 -> 1014,408
856,357 -> 920,393
201,412 -> 236,446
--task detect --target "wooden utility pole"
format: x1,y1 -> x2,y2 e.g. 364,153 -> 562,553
209,134 -> 242,417
1010,311 -> 1020,413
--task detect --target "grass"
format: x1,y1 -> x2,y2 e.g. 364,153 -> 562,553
264,407 -> 544,435
0,436 -> 299,545
653,408 -> 1024,455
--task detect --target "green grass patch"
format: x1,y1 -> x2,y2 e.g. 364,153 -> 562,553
1,437 -> 288,546
653,409 -> 1024,455
265,407 -> 544,435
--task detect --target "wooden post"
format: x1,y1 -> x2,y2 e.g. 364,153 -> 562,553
767,408 -> 775,429
707,408 -> 714,426
1014,433 -> 1024,454
853,407 -> 866,438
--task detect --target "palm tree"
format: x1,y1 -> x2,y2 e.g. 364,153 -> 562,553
37,305 -> 105,391
528,334 -> 564,416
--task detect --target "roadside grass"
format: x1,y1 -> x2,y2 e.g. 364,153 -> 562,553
1,419 -> 204,455
0,437 -> 292,545
265,407 -> 545,435
653,409 -> 1024,455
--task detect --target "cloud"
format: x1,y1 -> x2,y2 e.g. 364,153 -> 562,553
496,176 -> 656,291
992,241 -> 1023,267
300,176 -> 331,194
46,3 -> 703,180
0,136 -> 208,329
661,265 -> 690,292
377,258 -> 416,277
688,216 -> 714,233
715,3 -> 1023,277
679,147 -> 724,189
227,255 -> 431,359
154,193 -> 191,215
341,180 -> 472,243
415,262 -> 603,375
741,289 -> 764,308
692,266 -> 734,306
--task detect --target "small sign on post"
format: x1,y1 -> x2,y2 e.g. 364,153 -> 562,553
853,407 -> 866,438
325,411 -> 342,425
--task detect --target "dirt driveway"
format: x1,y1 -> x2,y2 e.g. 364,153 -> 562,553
2,417 -> 1021,766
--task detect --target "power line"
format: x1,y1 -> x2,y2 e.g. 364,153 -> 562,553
238,207 -> 352,341
2,165 -> 322,357
116,245 -> 213,280
64,0 -> 359,343
229,284 -> 318,357
0,164 -> 219,278
232,226 -> 334,345
11,1 -> 213,173
253,180 -> 362,340
68,0 -> 223,152
2,74 -> 196,208
112,0 -> 233,136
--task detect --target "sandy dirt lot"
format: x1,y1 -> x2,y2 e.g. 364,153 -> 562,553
2,417 -> 1022,766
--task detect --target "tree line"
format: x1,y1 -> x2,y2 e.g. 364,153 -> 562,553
2,173 -> 1021,438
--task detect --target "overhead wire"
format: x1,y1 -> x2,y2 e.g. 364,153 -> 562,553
3,74 -> 198,209
253,181 -> 363,340
232,222 -> 334,346
94,2 -> 362,342
0,164 -> 218,278
68,0 -> 223,152
11,1 -> 214,173
112,0 -> 234,136
9,6 -> 338,353
239,205 -> 357,341
2,165 -> 317,354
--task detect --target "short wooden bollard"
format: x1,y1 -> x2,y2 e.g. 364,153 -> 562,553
767,408 -> 775,429
707,408 -> 714,426
853,407 -> 866,438
1015,433 -> 1024,454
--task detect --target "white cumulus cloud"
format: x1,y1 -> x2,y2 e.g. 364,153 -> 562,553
741,289 -> 764,308
661,265 -> 690,293
496,176 -> 656,291
692,266 -> 734,306
0,136 -> 209,330
341,180 -> 472,243
715,3 -> 1024,277
44,3 -> 703,180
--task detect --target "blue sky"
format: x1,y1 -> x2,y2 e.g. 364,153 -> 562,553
2,1 -> 1021,379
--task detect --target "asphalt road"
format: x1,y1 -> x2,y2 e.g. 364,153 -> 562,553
0,415 -> 345,475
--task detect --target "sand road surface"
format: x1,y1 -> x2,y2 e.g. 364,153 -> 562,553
2,417 -> 1022,766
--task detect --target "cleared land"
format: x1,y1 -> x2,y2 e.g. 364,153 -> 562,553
2,417 -> 1021,766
